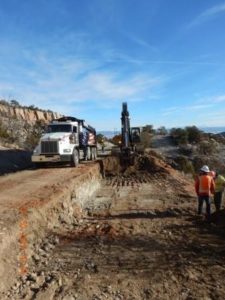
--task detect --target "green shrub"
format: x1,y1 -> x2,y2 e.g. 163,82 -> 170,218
174,155 -> 195,175
170,126 -> 203,145
157,126 -> 168,135
25,120 -> 45,150
185,126 -> 202,143
0,121 -> 9,139
170,128 -> 188,145
197,140 -> 217,155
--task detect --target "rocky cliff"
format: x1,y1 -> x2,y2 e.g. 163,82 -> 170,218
0,103 -> 61,124
0,102 -> 62,149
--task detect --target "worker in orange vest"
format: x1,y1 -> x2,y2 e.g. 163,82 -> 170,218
195,165 -> 215,220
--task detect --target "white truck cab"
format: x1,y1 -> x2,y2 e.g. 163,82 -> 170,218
32,116 -> 97,167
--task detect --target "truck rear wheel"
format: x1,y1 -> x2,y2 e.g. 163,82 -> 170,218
71,149 -> 79,167
87,147 -> 91,160
91,147 -> 97,160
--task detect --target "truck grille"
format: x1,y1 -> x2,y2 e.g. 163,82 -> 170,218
41,141 -> 58,154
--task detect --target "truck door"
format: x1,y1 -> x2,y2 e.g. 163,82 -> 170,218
70,126 -> 79,145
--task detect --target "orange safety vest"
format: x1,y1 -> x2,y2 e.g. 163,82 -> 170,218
197,175 -> 214,195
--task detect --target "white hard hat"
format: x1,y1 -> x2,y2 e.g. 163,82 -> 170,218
200,165 -> 210,173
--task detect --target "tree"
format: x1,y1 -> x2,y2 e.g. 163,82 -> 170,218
143,124 -> 155,134
10,100 -> 20,106
157,126 -> 168,135
170,128 -> 188,145
111,134 -> 122,145
185,126 -> 202,143
28,105 -> 36,110
96,134 -> 105,144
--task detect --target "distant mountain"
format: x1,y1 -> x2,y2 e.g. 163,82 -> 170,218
200,127 -> 225,134
97,131 -> 120,138
97,127 -> 225,138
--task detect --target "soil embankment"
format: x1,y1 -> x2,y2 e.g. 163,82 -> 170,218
0,160 -> 107,295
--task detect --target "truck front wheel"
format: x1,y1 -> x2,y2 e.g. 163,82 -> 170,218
71,149 -> 79,167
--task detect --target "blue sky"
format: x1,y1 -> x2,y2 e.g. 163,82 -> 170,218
0,0 -> 225,131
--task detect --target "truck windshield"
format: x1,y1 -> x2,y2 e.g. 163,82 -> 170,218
47,125 -> 72,133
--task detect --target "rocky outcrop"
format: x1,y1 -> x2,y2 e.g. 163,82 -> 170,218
0,102 -> 63,149
0,103 -> 61,124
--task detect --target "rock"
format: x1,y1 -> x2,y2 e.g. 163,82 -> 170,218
32,254 -> 40,262
30,283 -> 40,292
38,248 -> 46,255
171,275 -> 178,283
62,296 -> 76,300
187,270 -> 198,281
43,244 -> 50,252
54,237 -> 60,245
58,277 -> 63,286
36,275 -> 45,286
48,243 -> 55,250
12,282 -> 20,290
27,273 -> 37,282
45,275 -> 53,283
37,271 -> 45,276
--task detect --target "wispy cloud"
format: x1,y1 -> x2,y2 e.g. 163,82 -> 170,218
162,103 -> 213,116
197,93 -> 225,105
211,95 -> 225,103
161,107 -> 179,116
199,110 -> 225,127
187,3 -> 225,28
185,104 -> 214,110
0,46 -> 163,114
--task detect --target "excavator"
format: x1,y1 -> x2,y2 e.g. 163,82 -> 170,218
120,102 -> 142,165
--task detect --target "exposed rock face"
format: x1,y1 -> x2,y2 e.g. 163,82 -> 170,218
0,103 -> 61,124
0,103 -> 63,149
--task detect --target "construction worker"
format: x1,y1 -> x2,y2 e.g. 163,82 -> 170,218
209,170 -> 216,179
79,130 -> 89,160
195,165 -> 215,220
213,172 -> 225,212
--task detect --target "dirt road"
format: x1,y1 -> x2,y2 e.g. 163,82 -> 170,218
1,155 -> 225,300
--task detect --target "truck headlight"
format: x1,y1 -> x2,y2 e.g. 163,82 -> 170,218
63,149 -> 71,153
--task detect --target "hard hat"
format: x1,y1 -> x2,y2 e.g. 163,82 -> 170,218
200,165 -> 210,173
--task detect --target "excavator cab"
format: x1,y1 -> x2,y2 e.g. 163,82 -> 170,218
131,127 -> 141,144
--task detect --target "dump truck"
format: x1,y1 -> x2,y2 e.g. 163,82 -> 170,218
32,116 -> 97,167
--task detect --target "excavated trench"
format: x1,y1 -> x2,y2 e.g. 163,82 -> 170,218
2,155 -> 225,299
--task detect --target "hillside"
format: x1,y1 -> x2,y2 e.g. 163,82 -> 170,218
151,134 -> 225,174
0,101 -> 61,150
